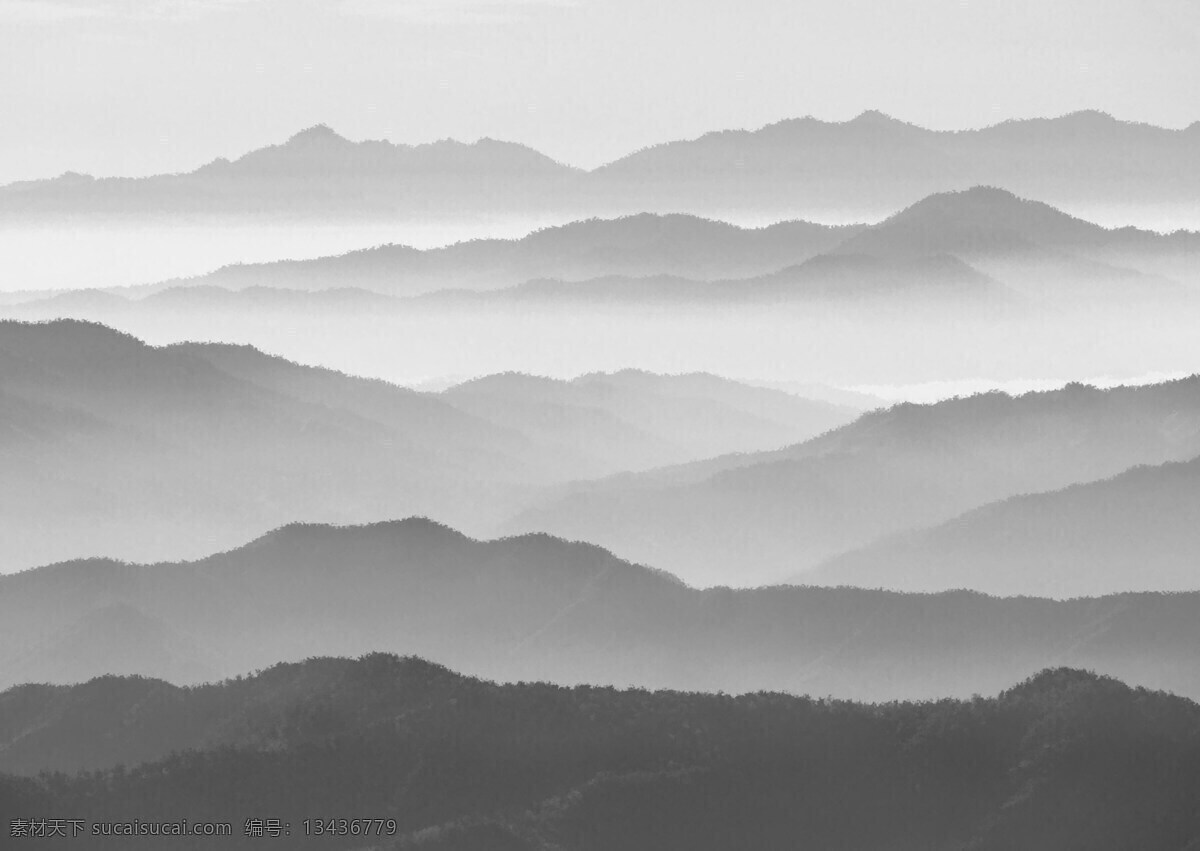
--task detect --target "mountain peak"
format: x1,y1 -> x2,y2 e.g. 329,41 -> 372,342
53,171 -> 95,183
1058,109 -> 1117,125
899,185 -> 1036,217
901,186 -> 1106,236
941,185 -> 1026,206
237,518 -> 470,557
958,184 -> 1020,198
849,109 -> 899,126
1000,667 -> 1123,701
829,185 -> 1106,259
285,124 -> 349,146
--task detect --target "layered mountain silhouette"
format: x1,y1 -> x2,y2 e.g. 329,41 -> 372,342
4,285 -> 400,318
102,187 -> 1200,300
439,370 -> 856,467
828,186 -> 1199,299
4,519 -> 1200,703
129,214 -> 862,298
0,319 -> 531,569
508,379 -> 1200,589
807,454 -> 1200,597
0,320 -> 852,569
3,112 -> 1199,224
7,189 -> 1194,416
5,189 -> 1190,318
1,255 -> 1010,318
3,659 -> 1200,850
838,186 -> 1146,257
591,110 -> 1200,221
177,213 -> 864,297
203,124 -> 571,178
464,252 -> 1010,308
0,124 -> 578,219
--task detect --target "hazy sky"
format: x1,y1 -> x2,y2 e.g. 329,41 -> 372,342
1,0 -> 1198,184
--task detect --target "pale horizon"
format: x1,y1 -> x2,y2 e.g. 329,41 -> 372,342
2,0 -> 1198,184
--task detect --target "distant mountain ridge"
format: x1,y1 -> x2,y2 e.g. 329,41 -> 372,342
825,186 -> 1198,298
507,377 -> 1200,589
481,252 -> 1010,307
127,213 -> 866,298
806,452 -> 1200,597
590,109 -> 1200,221
5,187 -> 1190,312
0,320 -> 854,569
2,111 -> 1198,223
1,253 -> 1012,315
834,186 -> 1120,257
4,518 -> 1200,703
197,124 -> 574,177
0,123 -> 578,219
127,184 -> 1200,299
433,368 -> 857,471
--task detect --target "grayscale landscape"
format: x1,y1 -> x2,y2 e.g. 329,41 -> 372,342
2,0 -> 1199,848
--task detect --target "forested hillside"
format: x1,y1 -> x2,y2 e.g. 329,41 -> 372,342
3,659 -> 1199,850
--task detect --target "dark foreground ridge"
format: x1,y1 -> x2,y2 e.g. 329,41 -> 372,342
4,518 -> 1200,702
2,657 -> 1199,850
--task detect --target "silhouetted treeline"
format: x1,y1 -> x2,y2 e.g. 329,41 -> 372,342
4,657 -> 1200,850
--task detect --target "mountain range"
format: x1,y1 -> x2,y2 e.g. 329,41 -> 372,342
438,370 -> 857,467
3,658 -> 1200,850
508,378 -> 1200,590
3,518 -> 1200,703
593,110 -> 1200,222
4,187 -> 1193,317
465,252 -> 1010,309
827,186 -> 1199,300
805,453 -> 1200,597
136,213 -> 863,298
3,112 -> 1199,225
0,320 -> 852,570
0,254 -> 1012,318
0,124 -> 578,220
97,184 -> 1200,297
8,321 -> 1200,596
